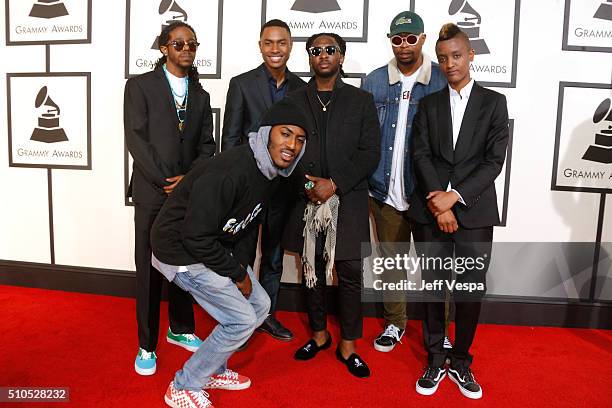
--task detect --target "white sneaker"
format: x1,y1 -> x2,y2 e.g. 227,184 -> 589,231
164,381 -> 214,408
203,369 -> 251,390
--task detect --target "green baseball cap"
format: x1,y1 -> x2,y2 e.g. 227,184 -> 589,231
388,11 -> 424,37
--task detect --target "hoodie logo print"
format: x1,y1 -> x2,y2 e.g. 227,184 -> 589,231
223,203 -> 263,235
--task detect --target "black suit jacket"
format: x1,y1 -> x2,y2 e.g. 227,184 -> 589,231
221,63 -> 306,151
408,82 -> 509,228
282,77 -> 381,260
124,66 -> 216,205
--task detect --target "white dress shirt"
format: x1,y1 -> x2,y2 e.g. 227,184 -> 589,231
446,79 -> 475,205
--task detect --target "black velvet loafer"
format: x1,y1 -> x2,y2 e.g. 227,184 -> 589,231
294,333 -> 332,361
335,348 -> 371,378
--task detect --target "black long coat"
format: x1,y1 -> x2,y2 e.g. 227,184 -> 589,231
282,77 -> 381,260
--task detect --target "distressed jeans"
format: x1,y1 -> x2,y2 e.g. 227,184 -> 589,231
171,265 -> 270,391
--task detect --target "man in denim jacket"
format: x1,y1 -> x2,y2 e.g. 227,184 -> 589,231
362,11 -> 446,353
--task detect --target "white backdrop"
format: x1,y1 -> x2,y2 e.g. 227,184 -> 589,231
1,0 -> 611,299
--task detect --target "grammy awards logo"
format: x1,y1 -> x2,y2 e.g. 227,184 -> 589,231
448,0 -> 490,55
29,0 -> 69,19
291,0 -> 341,13
594,0 -> 612,20
151,0 -> 188,49
30,86 -> 68,143
582,98 -> 612,164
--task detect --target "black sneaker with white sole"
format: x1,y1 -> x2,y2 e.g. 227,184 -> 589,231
415,366 -> 446,396
447,367 -> 482,399
373,324 -> 404,352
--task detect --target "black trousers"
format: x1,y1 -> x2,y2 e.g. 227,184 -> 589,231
305,236 -> 363,340
134,202 -> 195,351
412,221 -> 493,371
258,188 -> 290,314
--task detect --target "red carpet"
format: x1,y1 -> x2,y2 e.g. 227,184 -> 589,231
0,284 -> 610,407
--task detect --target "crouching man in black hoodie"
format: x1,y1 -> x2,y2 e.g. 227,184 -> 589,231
151,98 -> 308,408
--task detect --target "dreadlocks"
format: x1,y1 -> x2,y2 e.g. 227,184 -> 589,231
154,21 -> 201,88
305,32 -> 347,78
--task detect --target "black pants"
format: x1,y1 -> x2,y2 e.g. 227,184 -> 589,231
134,202 -> 195,351
412,222 -> 493,371
305,236 -> 363,340
258,189 -> 290,314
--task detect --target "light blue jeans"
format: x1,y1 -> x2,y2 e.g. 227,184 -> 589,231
171,264 -> 270,391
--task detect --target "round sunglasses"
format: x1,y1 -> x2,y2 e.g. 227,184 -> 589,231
389,34 -> 420,47
166,40 -> 200,52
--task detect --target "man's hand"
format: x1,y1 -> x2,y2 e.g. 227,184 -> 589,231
164,175 -> 184,195
305,174 -> 335,204
235,273 -> 252,298
427,190 -> 460,217
436,210 -> 459,234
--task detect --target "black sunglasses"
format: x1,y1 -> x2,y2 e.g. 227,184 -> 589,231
390,34 -> 420,47
167,40 -> 199,52
308,45 -> 339,57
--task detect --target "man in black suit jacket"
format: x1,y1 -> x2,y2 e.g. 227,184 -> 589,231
284,33 -> 380,378
409,24 -> 509,399
124,22 -> 216,375
221,19 -> 305,341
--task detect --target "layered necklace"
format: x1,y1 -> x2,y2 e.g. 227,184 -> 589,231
163,64 -> 188,132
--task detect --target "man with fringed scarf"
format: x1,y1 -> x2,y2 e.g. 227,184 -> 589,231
282,32 -> 380,378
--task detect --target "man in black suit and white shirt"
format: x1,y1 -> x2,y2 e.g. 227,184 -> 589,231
409,23 -> 509,399
221,19 -> 305,341
124,22 -> 216,376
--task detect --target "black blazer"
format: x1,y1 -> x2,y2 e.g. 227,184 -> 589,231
282,78 -> 381,260
221,63 -> 306,151
124,66 -> 216,205
408,82 -> 509,228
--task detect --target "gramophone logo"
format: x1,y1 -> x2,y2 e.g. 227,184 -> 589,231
7,73 -> 91,169
582,98 -> 612,164
151,0 -> 188,49
30,86 -> 68,143
563,0 -> 612,53
448,0 -> 490,55
552,83 -> 612,194
6,0 -> 90,44
414,0 -> 519,87
261,0 -> 368,42
291,0 -> 340,13
594,0 -> 612,20
125,0 -> 222,78
29,0 -> 68,19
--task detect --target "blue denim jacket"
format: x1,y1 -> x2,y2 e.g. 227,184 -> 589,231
362,55 -> 447,205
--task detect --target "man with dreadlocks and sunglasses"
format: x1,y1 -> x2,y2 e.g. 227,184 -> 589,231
282,32 -> 380,378
124,21 -> 216,376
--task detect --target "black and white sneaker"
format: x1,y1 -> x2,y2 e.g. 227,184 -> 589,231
373,324 -> 404,352
415,366 -> 446,396
448,367 -> 482,399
